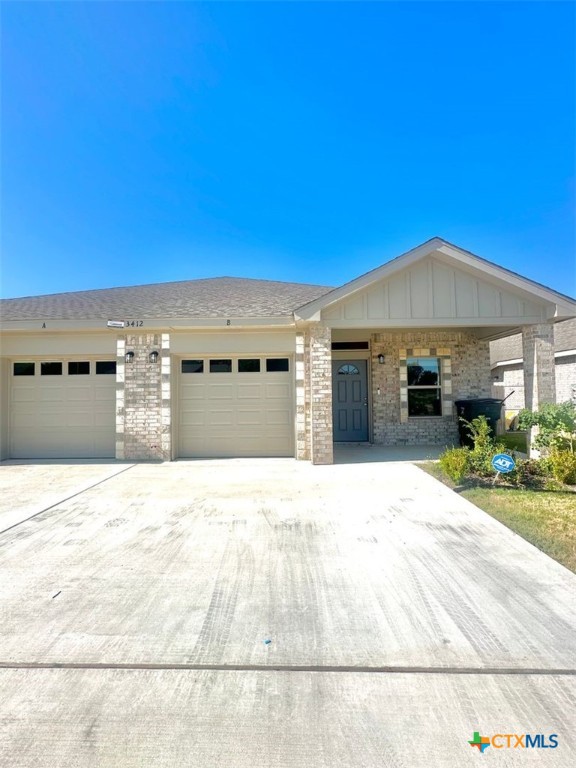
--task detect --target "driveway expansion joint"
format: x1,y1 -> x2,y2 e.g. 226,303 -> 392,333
0,662 -> 574,676
0,463 -> 137,537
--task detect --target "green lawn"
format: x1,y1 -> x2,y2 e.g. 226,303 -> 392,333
422,463 -> 576,573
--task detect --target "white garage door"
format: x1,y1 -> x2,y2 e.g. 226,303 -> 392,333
179,356 -> 294,458
10,359 -> 116,459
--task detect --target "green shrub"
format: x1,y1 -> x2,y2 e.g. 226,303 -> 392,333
549,450 -> 576,485
439,447 -> 471,483
511,458 -> 549,488
518,402 -> 576,454
461,415 -> 506,477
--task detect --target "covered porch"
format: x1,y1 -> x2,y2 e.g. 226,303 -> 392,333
294,240 -> 574,465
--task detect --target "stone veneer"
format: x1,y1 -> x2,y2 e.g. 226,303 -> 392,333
307,324 -> 333,464
370,330 -> 492,446
556,355 -> 576,404
522,324 -> 556,411
116,333 -> 171,460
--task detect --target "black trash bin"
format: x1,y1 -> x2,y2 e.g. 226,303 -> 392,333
454,398 -> 503,447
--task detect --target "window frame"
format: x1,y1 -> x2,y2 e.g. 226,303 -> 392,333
406,356 -> 442,417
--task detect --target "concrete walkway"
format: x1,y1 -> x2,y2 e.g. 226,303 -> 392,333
0,458 -> 574,766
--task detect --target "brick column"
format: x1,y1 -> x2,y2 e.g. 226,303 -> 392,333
308,324 -> 333,465
116,333 -> 171,461
522,324 -> 556,409
522,324 -> 555,457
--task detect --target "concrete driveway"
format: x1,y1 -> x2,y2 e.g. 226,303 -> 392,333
0,458 -> 575,766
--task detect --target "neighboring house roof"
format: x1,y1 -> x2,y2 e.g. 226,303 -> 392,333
490,317 -> 576,366
0,277 -> 333,321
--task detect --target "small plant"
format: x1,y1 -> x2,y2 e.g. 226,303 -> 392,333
548,450 -> 576,485
518,402 -> 576,454
439,447 -> 470,483
461,415 -> 506,477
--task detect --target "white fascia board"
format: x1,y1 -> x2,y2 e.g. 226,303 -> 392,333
491,349 -> 576,369
0,316 -> 295,333
491,358 -> 524,369
435,243 -> 576,312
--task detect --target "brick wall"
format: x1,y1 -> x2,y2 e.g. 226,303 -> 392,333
308,324 -> 333,464
555,356 -> 576,404
492,356 -> 576,427
522,324 -> 556,410
116,333 -> 171,460
370,330 -> 491,446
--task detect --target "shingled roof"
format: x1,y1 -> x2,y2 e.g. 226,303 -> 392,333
0,277 -> 334,321
490,317 -> 576,365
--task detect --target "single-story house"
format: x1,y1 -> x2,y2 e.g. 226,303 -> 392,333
1,237 -> 575,464
491,317 -> 576,429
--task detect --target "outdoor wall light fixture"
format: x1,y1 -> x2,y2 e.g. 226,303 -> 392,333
125,351 -> 135,363
377,354 -> 385,365
149,350 -> 159,364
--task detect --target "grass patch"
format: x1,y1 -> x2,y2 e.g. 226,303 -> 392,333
421,462 -> 576,573
498,432 -> 528,453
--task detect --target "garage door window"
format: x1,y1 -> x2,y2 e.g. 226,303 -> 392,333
41,362 -> 62,376
238,359 -> 261,373
13,362 -> 35,376
96,361 -> 117,375
182,359 -> 203,374
210,359 -> 232,373
266,358 -> 289,372
68,361 -> 90,375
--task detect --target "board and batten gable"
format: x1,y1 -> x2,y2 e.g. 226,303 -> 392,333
321,256 -> 548,327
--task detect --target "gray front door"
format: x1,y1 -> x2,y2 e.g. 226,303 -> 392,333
332,360 -> 369,441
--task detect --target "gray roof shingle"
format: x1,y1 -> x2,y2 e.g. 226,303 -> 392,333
0,277 -> 334,321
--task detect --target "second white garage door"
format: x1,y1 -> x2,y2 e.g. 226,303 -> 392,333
179,356 -> 294,458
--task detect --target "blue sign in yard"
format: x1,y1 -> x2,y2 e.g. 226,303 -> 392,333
491,453 -> 516,473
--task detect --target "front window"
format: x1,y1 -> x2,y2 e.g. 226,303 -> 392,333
407,357 -> 441,416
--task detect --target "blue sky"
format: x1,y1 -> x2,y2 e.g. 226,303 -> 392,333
2,1 -> 575,299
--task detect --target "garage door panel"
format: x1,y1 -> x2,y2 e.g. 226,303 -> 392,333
11,428 -> 115,459
66,413 -> 98,428
12,387 -> 36,403
237,410 -> 264,426
39,388 -> 66,402
67,387 -> 92,402
181,410 -> 206,427
265,410 -> 291,426
208,385 -> 234,399
182,384 -> 206,400
237,384 -> 263,399
266,383 -> 291,399
207,410 -> 234,426
10,362 -> 115,459
179,359 -> 293,458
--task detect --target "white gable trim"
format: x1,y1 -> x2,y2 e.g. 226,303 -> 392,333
294,238 -> 576,322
